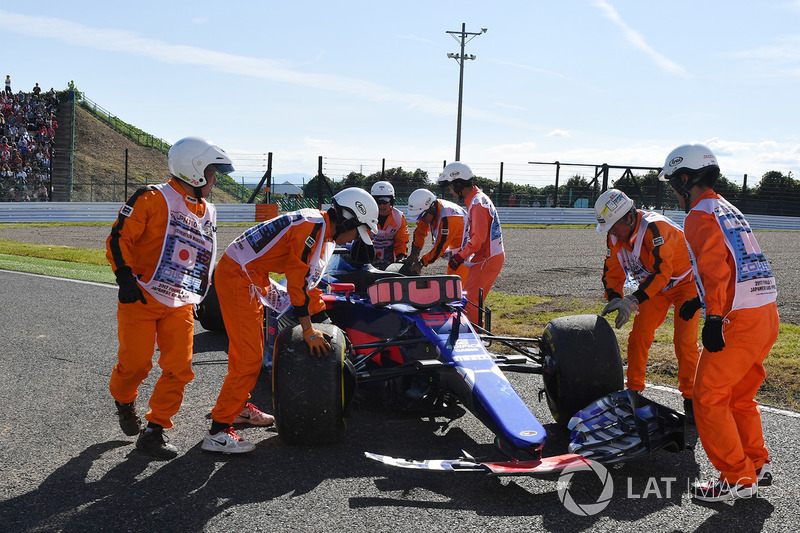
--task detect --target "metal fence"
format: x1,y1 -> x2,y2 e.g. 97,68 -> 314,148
3,202 -> 800,230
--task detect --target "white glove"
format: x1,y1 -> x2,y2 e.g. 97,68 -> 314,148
601,296 -> 639,329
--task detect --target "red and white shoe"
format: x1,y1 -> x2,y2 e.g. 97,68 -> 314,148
201,427 -> 255,454
233,402 -> 275,426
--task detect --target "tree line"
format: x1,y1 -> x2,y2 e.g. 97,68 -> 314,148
294,167 -> 798,216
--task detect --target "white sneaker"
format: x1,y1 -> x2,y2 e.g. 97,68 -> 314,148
692,478 -> 757,502
201,427 -> 256,454
232,402 -> 275,426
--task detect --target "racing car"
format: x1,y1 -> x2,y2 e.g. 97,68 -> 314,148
196,249 -> 685,475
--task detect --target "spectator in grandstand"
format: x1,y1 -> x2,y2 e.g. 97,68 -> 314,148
32,83 -> 41,98
659,143 -> 778,502
438,162 -> 505,326
594,188 -> 699,420
14,165 -> 26,186
369,181 -> 409,267
4,75 -> 10,95
405,188 -> 468,286
106,137 -> 231,460
202,187 -> 379,454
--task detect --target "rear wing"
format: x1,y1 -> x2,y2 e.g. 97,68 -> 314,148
368,275 -> 462,309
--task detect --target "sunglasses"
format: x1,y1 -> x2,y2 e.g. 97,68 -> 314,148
375,198 -> 391,205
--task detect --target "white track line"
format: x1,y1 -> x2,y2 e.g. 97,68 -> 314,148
647,383 -> 800,418
0,268 -> 116,289
5,267 -> 799,418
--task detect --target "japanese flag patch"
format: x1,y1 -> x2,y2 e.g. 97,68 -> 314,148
172,242 -> 197,268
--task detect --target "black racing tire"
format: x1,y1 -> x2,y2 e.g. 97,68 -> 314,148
272,323 -> 352,445
195,281 -> 226,332
540,314 -> 624,427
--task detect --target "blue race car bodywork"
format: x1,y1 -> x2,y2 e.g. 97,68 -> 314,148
265,251 -> 654,471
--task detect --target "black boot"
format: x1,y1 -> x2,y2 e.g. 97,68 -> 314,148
115,400 -> 142,436
136,425 -> 178,460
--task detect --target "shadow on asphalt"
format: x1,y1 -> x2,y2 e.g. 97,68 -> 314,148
0,371 -> 774,532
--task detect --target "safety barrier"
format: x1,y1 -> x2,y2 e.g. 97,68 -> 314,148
0,203 -> 255,223
2,203 -> 799,230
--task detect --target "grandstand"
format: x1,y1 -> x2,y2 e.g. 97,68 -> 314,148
0,83 -> 63,201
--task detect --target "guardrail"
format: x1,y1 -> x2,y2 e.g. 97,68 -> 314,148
2,203 -> 799,230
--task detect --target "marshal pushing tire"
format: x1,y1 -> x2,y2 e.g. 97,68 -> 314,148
540,314 -> 624,427
272,323 -> 354,445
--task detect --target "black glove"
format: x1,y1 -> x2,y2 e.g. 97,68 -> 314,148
702,316 -> 725,352
679,296 -> 702,321
115,268 -> 147,304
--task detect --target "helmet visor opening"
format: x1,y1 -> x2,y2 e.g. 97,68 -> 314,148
211,163 -> 235,175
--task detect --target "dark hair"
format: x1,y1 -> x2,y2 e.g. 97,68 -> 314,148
684,166 -> 720,189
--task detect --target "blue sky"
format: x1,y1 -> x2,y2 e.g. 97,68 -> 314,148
3,1 -> 800,187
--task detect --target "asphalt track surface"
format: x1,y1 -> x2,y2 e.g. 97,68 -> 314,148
1,226 -> 800,532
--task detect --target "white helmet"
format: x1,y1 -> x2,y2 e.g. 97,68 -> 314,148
438,162 -> 474,186
594,189 -> 634,233
332,187 -> 380,245
370,181 -> 395,199
657,143 -> 719,181
168,136 -> 234,187
406,188 -> 437,220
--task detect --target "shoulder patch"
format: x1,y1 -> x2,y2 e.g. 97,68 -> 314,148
305,236 -> 316,248
441,228 -> 449,235
652,236 -> 665,247
120,205 -> 134,218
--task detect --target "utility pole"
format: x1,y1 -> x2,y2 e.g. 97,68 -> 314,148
447,23 -> 487,162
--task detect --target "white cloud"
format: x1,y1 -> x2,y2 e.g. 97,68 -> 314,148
547,129 -> 570,138
0,10 -> 536,130
592,0 -> 689,77
0,11 -> 448,113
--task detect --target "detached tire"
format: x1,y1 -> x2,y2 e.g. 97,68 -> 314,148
272,323 -> 351,445
541,314 -> 624,427
196,280 -> 226,332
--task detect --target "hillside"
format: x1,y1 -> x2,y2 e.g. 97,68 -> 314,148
69,105 -> 238,203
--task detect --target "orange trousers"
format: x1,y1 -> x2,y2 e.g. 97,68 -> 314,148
693,303 -> 778,486
210,255 -> 328,424
463,253 -> 504,325
110,297 -> 195,429
211,255 -> 268,424
626,281 -> 700,398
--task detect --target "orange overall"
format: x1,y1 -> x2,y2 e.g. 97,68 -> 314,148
210,211 -> 331,424
412,199 -> 468,285
106,179 -> 212,428
460,187 -> 505,325
685,190 -> 779,485
602,210 -> 699,397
